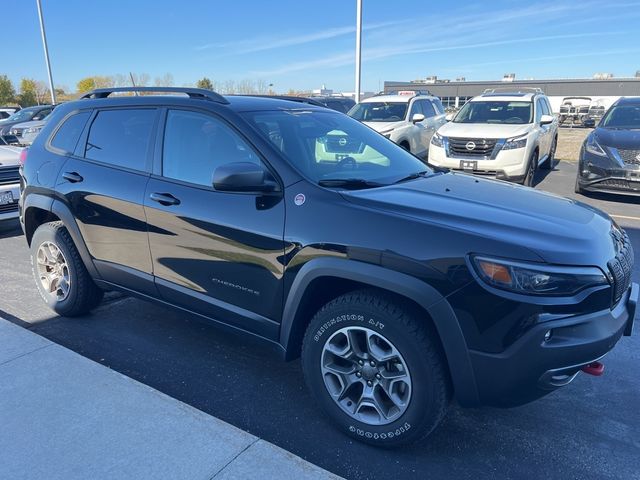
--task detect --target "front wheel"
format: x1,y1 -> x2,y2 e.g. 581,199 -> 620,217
301,290 -> 451,446
522,150 -> 539,187
30,221 -> 104,316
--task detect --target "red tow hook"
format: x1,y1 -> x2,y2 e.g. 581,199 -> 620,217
582,361 -> 605,376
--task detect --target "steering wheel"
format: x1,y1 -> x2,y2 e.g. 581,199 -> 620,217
337,156 -> 357,170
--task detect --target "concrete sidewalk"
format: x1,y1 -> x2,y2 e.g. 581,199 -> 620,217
0,318 -> 341,480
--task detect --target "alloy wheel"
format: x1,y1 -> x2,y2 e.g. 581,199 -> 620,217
320,326 -> 412,425
36,241 -> 71,301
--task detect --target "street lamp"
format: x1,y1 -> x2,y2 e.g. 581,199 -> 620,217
355,0 -> 362,103
36,0 -> 56,104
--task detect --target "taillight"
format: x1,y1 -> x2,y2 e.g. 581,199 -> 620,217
19,148 -> 28,167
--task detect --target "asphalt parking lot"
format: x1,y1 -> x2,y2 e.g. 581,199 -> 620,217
1,146 -> 639,480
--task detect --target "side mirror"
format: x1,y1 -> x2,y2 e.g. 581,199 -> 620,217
213,162 -> 278,193
445,113 -> 454,122
411,113 -> 425,124
540,114 -> 554,126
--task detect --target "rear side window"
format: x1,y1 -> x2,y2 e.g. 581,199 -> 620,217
84,109 -> 156,171
50,112 -> 91,153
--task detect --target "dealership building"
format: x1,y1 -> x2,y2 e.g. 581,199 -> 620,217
383,75 -> 640,112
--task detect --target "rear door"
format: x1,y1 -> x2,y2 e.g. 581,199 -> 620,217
144,108 -> 285,339
56,107 -> 159,295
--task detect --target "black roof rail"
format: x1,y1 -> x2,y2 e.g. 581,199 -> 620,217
231,94 -> 326,107
79,87 -> 229,104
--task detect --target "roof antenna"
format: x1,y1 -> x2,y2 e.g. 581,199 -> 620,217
129,72 -> 139,96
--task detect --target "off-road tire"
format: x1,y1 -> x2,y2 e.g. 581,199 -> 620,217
30,221 -> 104,316
301,289 -> 451,447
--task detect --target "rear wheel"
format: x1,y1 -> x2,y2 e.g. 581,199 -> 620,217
30,221 -> 104,316
301,290 -> 451,446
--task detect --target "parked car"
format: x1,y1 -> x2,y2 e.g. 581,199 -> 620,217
307,95 -> 355,114
0,105 -> 54,136
348,90 -> 447,159
0,135 -> 23,229
20,87 -> 637,446
558,97 -> 592,126
0,106 -> 20,121
428,89 -> 559,186
575,96 -> 640,195
9,117 -> 49,145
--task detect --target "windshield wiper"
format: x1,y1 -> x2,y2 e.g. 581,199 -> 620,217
318,178 -> 386,189
393,170 -> 431,184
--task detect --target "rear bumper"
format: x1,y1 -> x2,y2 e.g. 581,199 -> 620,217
469,282 -> 637,407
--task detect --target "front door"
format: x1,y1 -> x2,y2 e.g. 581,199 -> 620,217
144,108 -> 285,339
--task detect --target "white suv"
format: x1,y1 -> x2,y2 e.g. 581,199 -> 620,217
348,91 -> 447,159
428,89 -> 558,186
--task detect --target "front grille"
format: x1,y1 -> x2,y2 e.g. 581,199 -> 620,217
0,166 -> 20,185
0,201 -> 18,214
617,149 -> 640,166
449,137 -> 497,157
608,232 -> 634,306
324,136 -> 364,154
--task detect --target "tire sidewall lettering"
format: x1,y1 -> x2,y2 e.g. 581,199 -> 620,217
313,313 -> 384,342
348,422 -> 412,440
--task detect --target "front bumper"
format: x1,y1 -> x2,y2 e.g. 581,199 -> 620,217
429,143 -> 529,182
0,182 -> 20,222
469,282 -> 637,407
577,163 -> 640,195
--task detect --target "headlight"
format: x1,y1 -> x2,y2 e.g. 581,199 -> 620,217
471,256 -> 608,296
585,135 -> 607,157
431,132 -> 444,147
502,134 -> 528,150
379,128 -> 394,138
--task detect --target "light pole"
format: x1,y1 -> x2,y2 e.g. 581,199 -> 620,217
36,0 -> 56,104
355,0 -> 362,103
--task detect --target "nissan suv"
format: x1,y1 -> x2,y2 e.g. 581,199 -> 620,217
429,89 -> 559,186
348,90 -> 446,159
19,87 -> 637,446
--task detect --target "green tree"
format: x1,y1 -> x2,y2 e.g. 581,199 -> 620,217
18,78 -> 38,106
0,75 -> 15,104
196,77 -> 214,90
76,76 -> 114,93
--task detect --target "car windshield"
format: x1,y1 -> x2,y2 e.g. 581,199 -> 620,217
4,109 -> 37,123
454,101 -> 533,124
348,102 -> 408,122
600,105 -> 640,129
241,109 -> 431,187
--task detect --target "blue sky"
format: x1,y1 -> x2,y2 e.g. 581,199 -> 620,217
5,0 -> 640,93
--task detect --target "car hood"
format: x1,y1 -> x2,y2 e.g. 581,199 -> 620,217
594,127 -> 640,149
363,121 -> 403,133
342,172 -> 617,266
12,119 -> 46,129
437,122 -> 531,139
0,145 -> 22,166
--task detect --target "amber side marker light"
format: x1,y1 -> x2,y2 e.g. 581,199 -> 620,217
478,260 -> 512,286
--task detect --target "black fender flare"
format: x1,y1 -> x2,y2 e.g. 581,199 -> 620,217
280,257 -> 480,406
24,195 -> 101,280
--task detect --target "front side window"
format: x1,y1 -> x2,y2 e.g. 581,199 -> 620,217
348,102 -> 409,122
454,101 -> 533,125
421,100 -> 436,118
408,100 -> 423,119
84,109 -> 156,171
535,98 -> 545,122
163,110 -> 261,186
50,111 -> 91,153
243,110 -> 430,187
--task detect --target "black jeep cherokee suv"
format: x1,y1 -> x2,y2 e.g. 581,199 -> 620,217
19,87 -> 637,446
